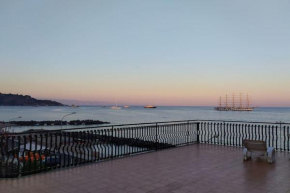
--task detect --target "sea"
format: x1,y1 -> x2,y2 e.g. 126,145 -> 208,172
1,106 -> 290,132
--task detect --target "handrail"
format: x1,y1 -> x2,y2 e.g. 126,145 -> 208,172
1,119 -> 290,135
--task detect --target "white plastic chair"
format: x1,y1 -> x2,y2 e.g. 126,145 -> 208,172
243,139 -> 275,164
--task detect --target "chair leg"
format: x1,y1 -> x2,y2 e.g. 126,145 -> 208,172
267,147 -> 275,164
243,148 -> 251,161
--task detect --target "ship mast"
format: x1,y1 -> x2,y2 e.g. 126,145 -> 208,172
246,94 -> 250,108
232,93 -> 235,108
239,93 -> 243,108
226,94 -> 228,108
215,93 -> 253,111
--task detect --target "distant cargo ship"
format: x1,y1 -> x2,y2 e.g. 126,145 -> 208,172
215,93 -> 254,111
144,105 -> 156,108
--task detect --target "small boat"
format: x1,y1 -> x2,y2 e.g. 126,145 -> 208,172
144,105 -> 156,108
111,106 -> 121,110
123,105 -> 130,108
111,100 -> 121,110
71,104 -> 79,108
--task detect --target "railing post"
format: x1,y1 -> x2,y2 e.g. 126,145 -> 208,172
196,122 -> 200,144
111,126 -> 114,159
279,122 -> 282,151
278,121 -> 284,151
187,121 -> 189,145
155,123 -> 158,150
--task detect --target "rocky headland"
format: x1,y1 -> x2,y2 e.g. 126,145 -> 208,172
0,93 -> 64,106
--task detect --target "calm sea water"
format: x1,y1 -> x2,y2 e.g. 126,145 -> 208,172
1,106 -> 290,132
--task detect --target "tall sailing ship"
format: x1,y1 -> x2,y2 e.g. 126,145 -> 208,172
214,93 -> 254,111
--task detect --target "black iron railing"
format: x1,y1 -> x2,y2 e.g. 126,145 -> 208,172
0,120 -> 289,178
198,121 -> 290,151
0,121 -> 197,178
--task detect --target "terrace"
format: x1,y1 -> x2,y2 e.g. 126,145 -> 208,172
1,144 -> 290,193
1,121 -> 290,193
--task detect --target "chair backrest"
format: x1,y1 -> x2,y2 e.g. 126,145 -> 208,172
243,139 -> 267,152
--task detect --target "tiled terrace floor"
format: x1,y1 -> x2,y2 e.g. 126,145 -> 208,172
1,144 -> 290,193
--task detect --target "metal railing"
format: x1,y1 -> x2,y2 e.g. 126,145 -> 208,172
198,121 -> 290,151
0,120 -> 289,178
0,120 -> 197,178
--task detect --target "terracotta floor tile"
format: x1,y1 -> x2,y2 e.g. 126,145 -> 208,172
1,144 -> 290,193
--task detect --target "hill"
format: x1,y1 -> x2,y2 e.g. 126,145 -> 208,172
50,99 -> 111,106
0,93 -> 64,106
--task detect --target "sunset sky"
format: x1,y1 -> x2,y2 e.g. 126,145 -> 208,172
1,1 -> 290,106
